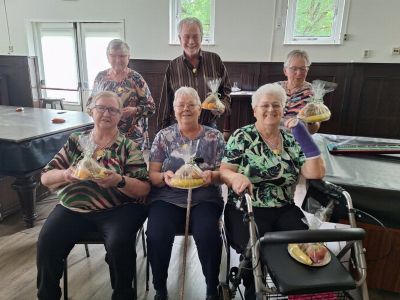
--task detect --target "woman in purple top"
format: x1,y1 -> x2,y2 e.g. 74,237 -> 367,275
147,87 -> 225,300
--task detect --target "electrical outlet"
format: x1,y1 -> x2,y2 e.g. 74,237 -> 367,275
8,45 -> 14,53
392,47 -> 400,55
363,50 -> 372,58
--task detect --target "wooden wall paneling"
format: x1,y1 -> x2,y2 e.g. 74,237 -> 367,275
352,64 -> 400,139
224,62 -> 260,90
258,62 -> 286,86
306,63 -> 348,135
342,64 -> 365,136
129,59 -> 169,141
0,75 -> 10,105
0,55 -> 36,107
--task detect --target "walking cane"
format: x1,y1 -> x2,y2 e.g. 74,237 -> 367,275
179,187 -> 193,300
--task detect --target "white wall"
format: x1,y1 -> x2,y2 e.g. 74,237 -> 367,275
1,0 -> 400,63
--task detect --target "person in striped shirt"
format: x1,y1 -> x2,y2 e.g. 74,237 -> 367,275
37,91 -> 150,300
157,17 -> 231,130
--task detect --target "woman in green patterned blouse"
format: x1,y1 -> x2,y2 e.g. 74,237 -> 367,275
220,83 -> 325,300
37,91 -> 150,300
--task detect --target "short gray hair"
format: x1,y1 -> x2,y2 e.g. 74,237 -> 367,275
106,39 -> 130,56
284,49 -> 311,68
251,84 -> 287,109
91,91 -> 122,109
174,86 -> 201,106
178,17 -> 203,37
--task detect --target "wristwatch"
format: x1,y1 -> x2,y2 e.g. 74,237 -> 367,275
117,175 -> 126,188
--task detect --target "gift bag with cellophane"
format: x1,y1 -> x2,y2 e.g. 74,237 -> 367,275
73,134 -> 108,180
298,80 -> 337,123
170,140 -> 204,189
293,201 -> 333,265
201,78 -> 225,111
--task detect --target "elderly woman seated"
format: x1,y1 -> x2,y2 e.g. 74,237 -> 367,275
37,91 -> 150,300
220,84 -> 325,300
146,87 -> 225,300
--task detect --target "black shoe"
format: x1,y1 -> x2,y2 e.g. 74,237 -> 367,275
244,286 -> 256,300
206,295 -> 219,300
154,293 -> 168,300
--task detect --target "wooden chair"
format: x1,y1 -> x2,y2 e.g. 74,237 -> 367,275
63,226 -> 147,300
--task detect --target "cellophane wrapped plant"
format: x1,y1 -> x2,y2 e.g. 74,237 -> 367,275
201,78 -> 225,111
73,134 -> 108,180
170,140 -> 204,189
298,80 -> 337,123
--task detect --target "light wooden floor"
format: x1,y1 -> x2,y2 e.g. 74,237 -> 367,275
1,194 -> 398,300
0,195 -> 243,300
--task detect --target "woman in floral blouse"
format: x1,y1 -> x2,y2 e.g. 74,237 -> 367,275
220,83 -> 325,300
88,39 -> 155,149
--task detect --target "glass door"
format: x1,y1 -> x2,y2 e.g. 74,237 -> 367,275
78,22 -> 124,108
34,22 -> 124,110
36,23 -> 80,105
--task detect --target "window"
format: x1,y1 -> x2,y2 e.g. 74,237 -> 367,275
33,22 -> 124,108
170,0 -> 215,44
284,0 -> 348,45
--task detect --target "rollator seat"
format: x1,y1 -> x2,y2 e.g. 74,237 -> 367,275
261,243 -> 356,295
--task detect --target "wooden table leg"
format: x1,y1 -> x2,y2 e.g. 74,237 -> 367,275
12,175 -> 38,228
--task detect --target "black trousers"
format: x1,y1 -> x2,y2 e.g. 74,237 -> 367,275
146,200 -> 223,297
37,204 -> 147,300
224,203 -> 308,300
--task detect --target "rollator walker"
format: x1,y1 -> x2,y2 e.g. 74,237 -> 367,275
219,179 -> 369,300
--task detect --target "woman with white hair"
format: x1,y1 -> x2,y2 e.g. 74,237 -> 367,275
220,83 -> 325,300
88,39 -> 155,149
147,86 -> 225,300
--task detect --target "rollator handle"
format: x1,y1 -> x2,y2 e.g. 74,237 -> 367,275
260,228 -> 366,245
235,188 -> 251,210
308,179 -> 345,199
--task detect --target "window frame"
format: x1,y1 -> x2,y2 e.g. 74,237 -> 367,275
284,0 -> 349,45
169,0 -> 215,45
32,21 -> 124,108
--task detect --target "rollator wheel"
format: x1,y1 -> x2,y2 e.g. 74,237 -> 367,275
218,283 -> 231,300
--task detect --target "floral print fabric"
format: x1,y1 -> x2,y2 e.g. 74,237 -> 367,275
149,124 -> 225,207
89,68 -> 155,149
222,124 -> 305,208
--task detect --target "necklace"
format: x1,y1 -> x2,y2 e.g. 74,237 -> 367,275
257,128 -> 282,155
90,130 -> 118,160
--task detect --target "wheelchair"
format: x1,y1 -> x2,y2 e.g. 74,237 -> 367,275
219,179 -> 369,300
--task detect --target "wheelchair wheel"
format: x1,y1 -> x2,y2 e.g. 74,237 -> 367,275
218,283 -> 232,300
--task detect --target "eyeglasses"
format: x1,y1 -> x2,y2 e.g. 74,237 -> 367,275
108,54 -> 129,59
174,103 -> 199,111
256,103 -> 282,111
93,105 -> 121,116
287,66 -> 309,73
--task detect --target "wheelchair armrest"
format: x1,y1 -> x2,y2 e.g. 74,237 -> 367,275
308,179 -> 345,199
260,228 -> 365,245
